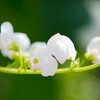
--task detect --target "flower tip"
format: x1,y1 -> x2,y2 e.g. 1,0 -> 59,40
56,33 -> 61,35
1,22 -> 13,33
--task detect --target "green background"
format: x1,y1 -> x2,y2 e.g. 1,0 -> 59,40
0,0 -> 100,100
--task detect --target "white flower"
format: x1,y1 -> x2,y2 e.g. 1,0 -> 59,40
0,22 -> 30,59
47,33 -> 76,64
87,37 -> 100,63
29,42 -> 58,77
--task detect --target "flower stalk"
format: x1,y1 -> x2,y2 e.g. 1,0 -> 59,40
0,62 -> 100,74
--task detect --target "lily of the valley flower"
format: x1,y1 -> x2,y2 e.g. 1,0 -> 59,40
47,33 -> 76,64
0,22 -> 30,59
87,37 -> 100,63
30,42 -> 58,77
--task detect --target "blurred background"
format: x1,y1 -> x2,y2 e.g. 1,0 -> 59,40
0,0 -> 100,100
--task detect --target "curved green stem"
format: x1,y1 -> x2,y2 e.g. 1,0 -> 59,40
73,62 -> 100,72
0,63 -> 100,74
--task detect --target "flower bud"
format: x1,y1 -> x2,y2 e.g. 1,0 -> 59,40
87,37 -> 100,63
47,33 -> 76,64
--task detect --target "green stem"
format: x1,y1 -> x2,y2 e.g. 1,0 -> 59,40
78,58 -> 87,67
18,50 -> 23,69
70,61 -> 75,70
0,63 -> 100,74
8,57 -> 20,68
73,62 -> 100,72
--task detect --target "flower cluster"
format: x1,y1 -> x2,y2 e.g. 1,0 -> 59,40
0,22 -> 100,77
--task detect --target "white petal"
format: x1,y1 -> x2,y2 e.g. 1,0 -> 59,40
31,63 -> 34,72
30,42 -> 47,52
29,44 -> 51,71
34,55 -> 50,70
30,42 -> 51,57
1,22 -> 13,33
1,50 -> 17,59
93,55 -> 100,63
7,50 -> 17,59
41,56 -> 58,77
1,32 -> 12,49
47,33 -> 68,64
1,22 -> 13,49
12,33 -> 30,51
1,50 -> 8,57
30,49 -> 50,71
0,34 -> 4,49
31,42 -> 46,47
61,36 -> 76,60
87,37 -> 100,54
67,46 -> 76,60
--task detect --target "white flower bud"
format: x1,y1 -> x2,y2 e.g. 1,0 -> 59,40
87,37 -> 100,63
47,33 -> 76,64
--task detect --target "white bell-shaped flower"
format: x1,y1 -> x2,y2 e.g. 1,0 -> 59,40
0,22 -> 30,59
47,33 -> 76,64
29,42 -> 58,77
87,37 -> 100,63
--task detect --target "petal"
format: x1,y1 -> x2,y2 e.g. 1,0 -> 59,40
1,33 -> 12,49
30,42 -> 47,53
61,35 -> 74,46
30,51 -> 50,71
30,42 -> 51,57
0,22 -> 14,49
61,36 -> 76,60
12,33 -> 30,51
87,37 -> 100,63
29,44 -> 51,72
67,46 -> 76,60
1,22 -> 13,33
41,56 -> 58,77
47,33 -> 67,64
0,34 -> 4,49
31,62 -> 34,72
31,42 -> 46,47
87,37 -> 100,54
7,50 -> 17,59
1,50 -> 17,59
93,55 -> 100,63
1,49 -> 8,57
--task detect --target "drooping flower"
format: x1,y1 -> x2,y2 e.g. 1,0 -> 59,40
0,22 -> 30,59
87,37 -> 100,63
47,33 -> 76,64
29,42 -> 58,77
